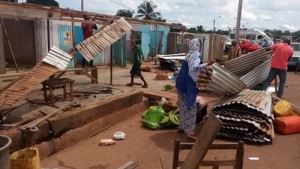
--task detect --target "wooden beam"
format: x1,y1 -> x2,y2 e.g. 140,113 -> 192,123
181,114 -> 222,169
0,17 -> 19,73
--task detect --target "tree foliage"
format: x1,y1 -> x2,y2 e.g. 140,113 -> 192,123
0,0 -> 17,2
135,0 -> 165,22
26,0 -> 59,7
116,9 -> 135,18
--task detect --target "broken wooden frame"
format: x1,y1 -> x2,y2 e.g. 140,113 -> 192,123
172,114 -> 244,169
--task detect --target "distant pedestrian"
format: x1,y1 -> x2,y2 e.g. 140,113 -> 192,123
81,14 -> 98,68
176,38 -> 215,140
126,37 -> 148,88
263,39 -> 294,98
228,40 -> 241,60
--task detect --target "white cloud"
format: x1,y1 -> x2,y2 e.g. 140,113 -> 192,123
17,0 -> 300,31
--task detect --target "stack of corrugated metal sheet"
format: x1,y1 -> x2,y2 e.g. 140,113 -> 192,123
212,89 -> 274,144
224,49 -> 273,77
76,17 -> 132,62
0,47 -> 73,108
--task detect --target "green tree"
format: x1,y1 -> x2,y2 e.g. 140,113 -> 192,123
0,0 -> 18,2
186,27 -> 197,33
26,0 -> 59,7
116,9 -> 135,18
135,1 -> 161,20
196,25 -> 205,33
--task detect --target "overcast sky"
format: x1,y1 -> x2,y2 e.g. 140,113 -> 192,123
20,0 -> 300,32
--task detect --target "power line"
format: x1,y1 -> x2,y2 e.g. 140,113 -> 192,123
108,0 -> 135,10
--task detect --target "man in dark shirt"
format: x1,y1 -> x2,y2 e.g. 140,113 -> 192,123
126,37 -> 148,88
81,14 -> 98,67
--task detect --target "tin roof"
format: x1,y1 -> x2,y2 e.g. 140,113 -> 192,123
240,57 -> 272,89
205,63 -> 247,95
76,18 -> 132,62
42,46 -> 73,70
224,49 -> 273,77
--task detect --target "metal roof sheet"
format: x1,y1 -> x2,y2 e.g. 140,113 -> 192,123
224,49 -> 273,77
42,46 -> 73,70
205,63 -> 247,95
76,18 -> 132,62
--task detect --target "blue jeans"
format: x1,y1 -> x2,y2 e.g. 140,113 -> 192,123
263,68 -> 287,98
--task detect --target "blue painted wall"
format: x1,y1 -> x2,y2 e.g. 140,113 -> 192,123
57,24 -> 103,68
57,25 -> 74,68
138,25 -> 170,58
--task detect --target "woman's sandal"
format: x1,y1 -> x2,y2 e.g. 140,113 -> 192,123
187,134 -> 197,140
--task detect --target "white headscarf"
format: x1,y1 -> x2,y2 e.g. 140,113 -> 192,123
189,38 -> 200,53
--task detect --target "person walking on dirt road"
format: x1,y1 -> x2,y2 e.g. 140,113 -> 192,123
126,37 -> 148,88
263,39 -> 294,98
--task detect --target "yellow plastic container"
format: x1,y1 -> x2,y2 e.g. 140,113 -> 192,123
273,100 -> 293,117
10,148 -> 41,169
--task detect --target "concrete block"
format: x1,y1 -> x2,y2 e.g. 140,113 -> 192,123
60,101 -> 145,151
50,91 -> 143,138
28,138 -> 61,159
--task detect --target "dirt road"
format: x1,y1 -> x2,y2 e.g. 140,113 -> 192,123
38,65 -> 300,169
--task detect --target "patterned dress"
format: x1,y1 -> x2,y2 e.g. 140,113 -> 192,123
176,39 -> 207,134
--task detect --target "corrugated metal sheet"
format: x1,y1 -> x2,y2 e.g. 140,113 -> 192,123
212,89 -> 273,144
241,57 -> 272,89
224,49 -> 273,77
76,18 -> 132,62
205,63 -> 247,94
42,46 -> 73,70
0,62 -> 58,108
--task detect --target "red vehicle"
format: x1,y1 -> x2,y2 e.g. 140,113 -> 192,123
239,39 -> 259,54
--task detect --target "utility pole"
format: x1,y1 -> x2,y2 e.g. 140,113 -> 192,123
81,0 -> 84,11
213,19 -> 216,33
235,0 -> 243,41
212,16 -> 221,34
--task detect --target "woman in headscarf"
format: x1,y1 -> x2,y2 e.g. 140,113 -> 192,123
176,38 -> 214,140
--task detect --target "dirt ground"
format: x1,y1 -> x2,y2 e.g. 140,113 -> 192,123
2,62 -> 300,169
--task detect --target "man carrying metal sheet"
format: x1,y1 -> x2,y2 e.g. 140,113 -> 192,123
81,14 -> 98,68
126,37 -> 148,88
263,39 -> 294,98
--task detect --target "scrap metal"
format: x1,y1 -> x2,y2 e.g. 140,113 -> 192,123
212,89 -> 274,144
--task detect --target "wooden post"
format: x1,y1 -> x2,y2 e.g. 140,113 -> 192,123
0,19 -> 5,74
0,18 -> 19,73
181,114 -> 222,169
121,36 -> 124,68
110,45 -> 113,85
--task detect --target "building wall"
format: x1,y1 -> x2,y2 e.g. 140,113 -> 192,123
35,19 -> 48,62
131,24 -> 170,59
36,20 -> 171,68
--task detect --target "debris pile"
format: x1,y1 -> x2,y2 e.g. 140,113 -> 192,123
212,89 -> 274,144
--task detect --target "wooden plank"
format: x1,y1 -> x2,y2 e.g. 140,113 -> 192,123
181,114 -> 222,169
117,160 -> 139,169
